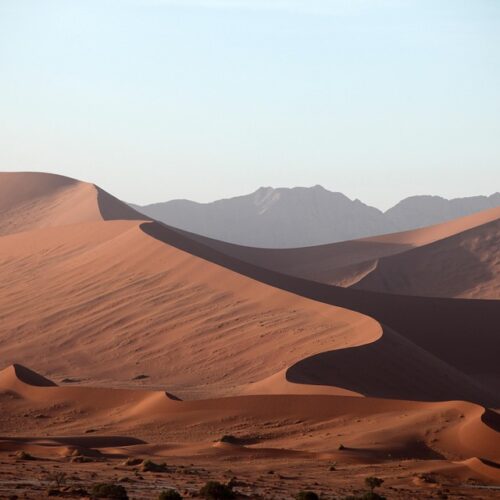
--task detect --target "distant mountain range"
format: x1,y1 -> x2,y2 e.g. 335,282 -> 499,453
131,186 -> 500,248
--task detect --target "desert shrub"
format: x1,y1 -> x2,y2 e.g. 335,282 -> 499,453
141,459 -> 168,472
123,457 -> 143,466
342,493 -> 386,500
46,471 -> 67,489
159,489 -> 182,500
199,481 -> 235,500
365,477 -> 384,492
16,450 -> 35,460
91,482 -> 128,499
362,494 -> 385,500
71,456 -> 95,463
295,492 -> 319,500
342,495 -> 386,500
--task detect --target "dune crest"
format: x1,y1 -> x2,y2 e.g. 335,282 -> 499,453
170,206 -> 500,296
0,172 -> 145,236
353,217 -> 500,298
0,364 -> 57,388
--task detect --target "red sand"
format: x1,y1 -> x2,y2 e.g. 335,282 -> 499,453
0,172 -> 498,498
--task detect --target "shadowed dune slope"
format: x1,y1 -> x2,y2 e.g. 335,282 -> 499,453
169,206 -> 500,288
141,221 -> 500,404
0,172 -> 146,236
353,217 -> 500,299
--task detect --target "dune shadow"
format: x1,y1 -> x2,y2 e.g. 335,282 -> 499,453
286,327 -> 497,405
140,221 -> 500,407
0,436 -> 146,448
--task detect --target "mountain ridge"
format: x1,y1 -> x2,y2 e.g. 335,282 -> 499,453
131,186 -> 500,248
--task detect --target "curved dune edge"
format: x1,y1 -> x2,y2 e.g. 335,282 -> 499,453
0,211 -> 496,402
0,172 -> 146,237
426,457 -> 500,484
141,221 -> 500,405
0,218 -> 394,400
457,457 -> 500,482
353,217 -> 500,299
1,364 -> 499,468
168,205 -> 500,287
3,218 -> 491,404
0,363 -> 180,416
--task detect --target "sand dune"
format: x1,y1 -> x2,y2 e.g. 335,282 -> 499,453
0,172 -> 497,403
172,206 -> 500,290
142,221 -> 500,403
353,217 -> 500,298
1,172 -> 499,496
1,364 -> 499,466
0,216 -> 496,405
0,218 -> 380,398
0,171 -> 145,236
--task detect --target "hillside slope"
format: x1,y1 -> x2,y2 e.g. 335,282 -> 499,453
0,171 -> 145,236
354,217 -> 500,299
174,206 -> 500,295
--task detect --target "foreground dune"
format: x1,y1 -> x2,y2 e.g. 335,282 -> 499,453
1,365 -> 499,474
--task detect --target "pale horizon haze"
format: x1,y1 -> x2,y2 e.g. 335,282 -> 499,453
1,0 -> 499,209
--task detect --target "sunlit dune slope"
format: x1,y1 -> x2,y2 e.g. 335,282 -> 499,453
0,219 -> 378,398
0,172 -> 145,236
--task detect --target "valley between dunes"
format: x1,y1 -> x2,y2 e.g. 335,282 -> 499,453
0,172 -> 499,499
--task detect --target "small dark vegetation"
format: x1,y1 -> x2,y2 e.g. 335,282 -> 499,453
141,459 -> 168,472
342,477 -> 386,500
365,477 -> 384,493
15,450 -> 35,460
71,456 -> 95,463
416,472 -> 437,483
342,495 -> 385,500
46,472 -> 67,489
123,457 -> 143,466
91,482 -> 128,499
296,491 -> 319,500
199,481 -> 235,500
158,489 -> 183,500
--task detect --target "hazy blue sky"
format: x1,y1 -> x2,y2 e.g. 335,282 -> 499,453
1,0 -> 499,209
